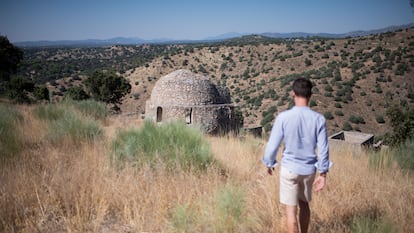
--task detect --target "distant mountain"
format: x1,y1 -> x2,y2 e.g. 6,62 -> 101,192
262,23 -> 414,39
14,23 -> 414,47
15,37 -> 148,47
203,32 -> 248,41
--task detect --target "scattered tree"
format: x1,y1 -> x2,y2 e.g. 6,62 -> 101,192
65,86 -> 90,101
33,85 -> 50,102
6,76 -> 35,103
85,71 -> 131,112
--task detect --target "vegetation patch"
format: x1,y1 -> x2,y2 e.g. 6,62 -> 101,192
111,120 -> 214,171
33,102 -> 103,145
0,104 -> 23,159
349,212 -> 397,233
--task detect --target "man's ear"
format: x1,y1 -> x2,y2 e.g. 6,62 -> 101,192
290,90 -> 295,97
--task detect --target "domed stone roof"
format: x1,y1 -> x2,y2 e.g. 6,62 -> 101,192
149,69 -> 225,106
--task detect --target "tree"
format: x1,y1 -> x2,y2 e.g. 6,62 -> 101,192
1,36 -> 23,95
0,36 -> 23,83
386,105 -> 414,146
6,76 -> 35,103
65,86 -> 89,101
33,85 -> 50,102
84,71 -> 131,111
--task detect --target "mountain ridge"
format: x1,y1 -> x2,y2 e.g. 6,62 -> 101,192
14,23 -> 414,47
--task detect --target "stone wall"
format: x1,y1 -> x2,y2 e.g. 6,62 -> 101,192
145,69 -> 241,134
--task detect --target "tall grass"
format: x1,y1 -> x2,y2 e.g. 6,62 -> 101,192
0,103 -> 23,159
394,139 -> 414,170
33,102 -> 104,146
350,213 -> 397,233
1,105 -> 414,232
111,120 -> 213,171
63,98 -> 108,121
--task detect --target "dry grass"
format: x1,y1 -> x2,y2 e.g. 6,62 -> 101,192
1,105 -> 413,232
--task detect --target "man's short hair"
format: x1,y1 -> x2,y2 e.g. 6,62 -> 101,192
293,78 -> 313,98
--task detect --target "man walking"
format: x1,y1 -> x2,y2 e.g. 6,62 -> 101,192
262,78 -> 330,233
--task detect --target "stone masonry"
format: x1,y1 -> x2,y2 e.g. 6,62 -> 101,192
145,69 -> 241,134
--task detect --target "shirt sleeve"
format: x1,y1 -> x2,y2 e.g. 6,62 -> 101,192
316,117 -> 330,173
261,115 -> 284,168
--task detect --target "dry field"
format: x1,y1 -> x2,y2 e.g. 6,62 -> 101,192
1,105 -> 413,232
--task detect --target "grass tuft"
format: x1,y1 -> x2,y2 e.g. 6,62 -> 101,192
33,103 -> 103,146
111,120 -> 214,171
213,184 -> 246,232
63,98 -> 108,121
350,213 -> 397,233
0,103 -> 23,159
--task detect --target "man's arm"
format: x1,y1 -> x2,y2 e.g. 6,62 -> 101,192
316,117 -> 330,174
261,116 -> 284,174
314,117 -> 329,191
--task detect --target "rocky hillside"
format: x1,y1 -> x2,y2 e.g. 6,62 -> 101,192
120,29 -> 414,136
30,28 -> 414,136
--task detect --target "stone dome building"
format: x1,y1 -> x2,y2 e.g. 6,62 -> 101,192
145,69 -> 241,134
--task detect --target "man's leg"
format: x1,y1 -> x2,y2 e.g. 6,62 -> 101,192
285,205 -> 299,233
298,200 -> 310,233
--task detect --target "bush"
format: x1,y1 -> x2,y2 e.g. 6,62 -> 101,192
64,86 -> 89,101
335,110 -> 344,116
386,105 -> 414,146
0,104 -> 23,159
350,212 -> 397,233
394,139 -> 414,170
324,111 -> 334,120
34,103 -> 103,145
213,184 -> 245,232
343,121 -> 353,131
111,120 -> 214,172
334,102 -> 342,108
170,204 -> 196,233
64,99 -> 108,121
349,115 -> 365,124
376,115 -> 385,124
309,100 -> 317,107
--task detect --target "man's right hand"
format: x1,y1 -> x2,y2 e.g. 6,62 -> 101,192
313,175 -> 326,192
267,167 -> 274,175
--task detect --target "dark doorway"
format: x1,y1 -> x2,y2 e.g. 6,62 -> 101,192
185,108 -> 192,124
156,107 -> 163,122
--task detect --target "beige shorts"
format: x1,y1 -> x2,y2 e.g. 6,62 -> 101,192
280,167 -> 316,206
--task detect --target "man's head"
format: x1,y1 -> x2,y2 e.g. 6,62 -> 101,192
292,78 -> 313,99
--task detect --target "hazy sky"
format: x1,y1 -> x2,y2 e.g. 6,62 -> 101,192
1,0 -> 413,42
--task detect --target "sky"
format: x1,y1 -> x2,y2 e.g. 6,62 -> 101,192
1,0 -> 413,42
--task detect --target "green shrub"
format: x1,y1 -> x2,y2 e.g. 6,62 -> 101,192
64,99 -> 108,121
324,111 -> 334,120
34,104 -> 103,145
111,120 -> 213,171
335,110 -> 344,116
47,110 -> 103,145
309,100 -> 317,107
0,104 -> 23,158
214,184 -> 245,232
343,121 -> 353,131
350,213 -> 397,233
170,204 -> 196,233
394,139 -> 414,170
33,104 -> 65,121
349,115 -> 365,124
376,115 -> 385,124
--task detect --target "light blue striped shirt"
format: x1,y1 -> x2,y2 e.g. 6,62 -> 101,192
262,106 -> 330,175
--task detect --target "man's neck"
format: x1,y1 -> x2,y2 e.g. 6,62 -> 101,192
294,96 -> 309,107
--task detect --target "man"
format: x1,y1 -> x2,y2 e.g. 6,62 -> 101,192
262,78 -> 330,233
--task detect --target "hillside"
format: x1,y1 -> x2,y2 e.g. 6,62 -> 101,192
19,28 -> 414,136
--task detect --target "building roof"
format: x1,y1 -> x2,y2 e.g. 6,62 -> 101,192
149,69 -> 229,106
